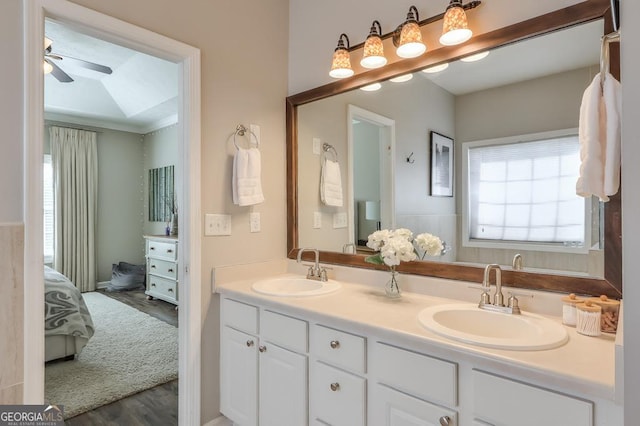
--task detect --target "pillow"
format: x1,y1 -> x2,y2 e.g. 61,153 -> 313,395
107,262 -> 146,291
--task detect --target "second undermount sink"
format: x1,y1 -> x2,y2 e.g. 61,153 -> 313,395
251,276 -> 341,297
418,303 -> 568,351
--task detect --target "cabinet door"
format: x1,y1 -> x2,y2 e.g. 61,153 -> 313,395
311,361 -> 366,426
259,343 -> 307,426
370,384 -> 457,426
220,326 -> 258,426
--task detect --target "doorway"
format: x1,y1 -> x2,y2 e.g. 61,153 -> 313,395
24,1 -> 202,424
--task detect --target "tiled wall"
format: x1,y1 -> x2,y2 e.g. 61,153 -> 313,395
0,224 -> 24,404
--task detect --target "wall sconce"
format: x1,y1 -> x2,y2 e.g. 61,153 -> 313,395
329,33 -> 354,78
361,20 -> 387,69
393,6 -> 427,59
440,0 -> 473,45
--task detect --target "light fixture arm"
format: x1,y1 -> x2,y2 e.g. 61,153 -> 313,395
408,5 -> 420,22
336,33 -> 350,51
369,20 -> 382,37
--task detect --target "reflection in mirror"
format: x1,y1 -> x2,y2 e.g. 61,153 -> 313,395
297,20 -> 605,278
148,165 -> 175,222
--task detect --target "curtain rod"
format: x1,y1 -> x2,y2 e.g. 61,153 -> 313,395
45,123 -> 103,133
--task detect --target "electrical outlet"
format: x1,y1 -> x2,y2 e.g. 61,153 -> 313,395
313,138 -> 321,155
250,212 -> 261,233
205,214 -> 231,236
313,212 -> 322,229
250,124 -> 261,146
333,212 -> 348,229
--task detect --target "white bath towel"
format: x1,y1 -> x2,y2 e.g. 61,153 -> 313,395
320,157 -> 343,207
232,147 -> 264,206
576,72 -> 621,202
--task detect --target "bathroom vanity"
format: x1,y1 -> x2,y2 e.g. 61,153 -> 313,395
217,274 -> 622,426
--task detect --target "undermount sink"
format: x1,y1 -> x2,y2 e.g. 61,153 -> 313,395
251,276 -> 341,297
418,303 -> 568,351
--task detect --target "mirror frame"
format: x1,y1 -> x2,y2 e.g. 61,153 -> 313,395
287,0 -> 622,298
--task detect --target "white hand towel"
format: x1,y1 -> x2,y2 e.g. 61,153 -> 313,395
320,157 -> 343,207
602,72 -> 621,197
232,147 -> 264,206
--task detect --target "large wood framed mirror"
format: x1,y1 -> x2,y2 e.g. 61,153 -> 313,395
287,0 -> 621,298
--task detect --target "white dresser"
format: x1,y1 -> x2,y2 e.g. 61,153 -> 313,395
144,235 -> 178,306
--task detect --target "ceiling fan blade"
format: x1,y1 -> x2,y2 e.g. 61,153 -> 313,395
56,54 -> 113,75
46,59 -> 74,83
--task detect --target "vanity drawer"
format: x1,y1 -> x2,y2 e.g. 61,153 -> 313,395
311,361 -> 366,426
222,298 -> 258,334
473,370 -> 593,426
261,310 -> 308,353
148,258 -> 177,280
372,342 -> 457,407
148,275 -> 178,301
371,383 -> 458,426
311,324 -> 366,374
146,239 -> 177,261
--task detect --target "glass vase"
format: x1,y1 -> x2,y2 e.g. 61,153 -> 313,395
384,268 -> 401,298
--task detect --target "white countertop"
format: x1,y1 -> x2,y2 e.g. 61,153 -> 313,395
216,272 -> 618,402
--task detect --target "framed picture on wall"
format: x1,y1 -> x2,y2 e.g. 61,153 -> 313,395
430,131 -> 454,197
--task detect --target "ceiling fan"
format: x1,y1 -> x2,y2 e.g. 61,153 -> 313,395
44,37 -> 113,83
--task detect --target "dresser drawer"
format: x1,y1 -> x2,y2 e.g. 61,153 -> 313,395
222,298 -> 258,334
261,310 -> 308,353
311,324 -> 365,374
372,342 -> 457,407
146,239 -> 177,261
311,361 -> 366,426
148,275 -> 178,301
473,370 -> 593,426
148,258 -> 178,280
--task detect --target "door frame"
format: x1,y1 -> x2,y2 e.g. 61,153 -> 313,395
23,1 -> 202,424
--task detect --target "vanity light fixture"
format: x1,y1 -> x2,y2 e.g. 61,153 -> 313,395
440,0 -> 473,46
390,73 -> 414,83
329,33 -> 354,78
393,6 -> 427,59
360,82 -> 382,92
422,63 -> 449,73
361,20 -> 387,69
460,50 -> 490,62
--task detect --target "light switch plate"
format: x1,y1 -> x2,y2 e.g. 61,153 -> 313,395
250,124 -> 261,146
205,214 -> 231,236
333,212 -> 347,229
250,212 -> 261,233
313,212 -> 322,229
313,138 -> 321,155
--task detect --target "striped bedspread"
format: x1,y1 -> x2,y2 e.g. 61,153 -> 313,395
44,266 -> 95,339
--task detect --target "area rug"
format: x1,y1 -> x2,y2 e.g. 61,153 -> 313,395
45,291 -> 178,418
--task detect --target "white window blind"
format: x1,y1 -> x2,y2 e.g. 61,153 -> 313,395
43,155 -> 54,263
467,135 -> 585,246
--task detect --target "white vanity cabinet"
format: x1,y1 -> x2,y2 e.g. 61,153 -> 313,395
310,324 -> 367,426
369,342 -> 458,426
144,235 -> 178,305
220,298 -> 308,426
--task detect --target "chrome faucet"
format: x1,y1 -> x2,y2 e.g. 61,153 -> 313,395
512,253 -> 523,271
296,248 -> 327,281
479,264 -> 520,314
342,243 -> 356,254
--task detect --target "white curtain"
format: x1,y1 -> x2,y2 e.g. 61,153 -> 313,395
50,126 -> 98,292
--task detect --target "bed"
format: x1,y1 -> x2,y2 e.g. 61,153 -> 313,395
44,266 -> 95,362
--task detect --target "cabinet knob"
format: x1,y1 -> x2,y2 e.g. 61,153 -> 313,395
246,340 -> 254,347
259,345 -> 267,353
330,382 -> 340,392
167,249 -> 173,253
439,416 -> 451,426
150,247 -> 156,250
151,283 -> 156,287
168,268 -> 174,272
330,340 -> 340,349
151,265 -> 156,268
168,288 -> 174,292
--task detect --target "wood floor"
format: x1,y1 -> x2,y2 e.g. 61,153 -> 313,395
65,289 -> 178,425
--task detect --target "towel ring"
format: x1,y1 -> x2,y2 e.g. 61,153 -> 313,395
322,143 -> 338,161
233,124 -> 259,149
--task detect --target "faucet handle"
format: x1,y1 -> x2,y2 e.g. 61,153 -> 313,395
508,292 -> 522,314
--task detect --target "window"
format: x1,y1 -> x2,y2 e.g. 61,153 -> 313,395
44,155 -> 54,263
463,131 -> 587,251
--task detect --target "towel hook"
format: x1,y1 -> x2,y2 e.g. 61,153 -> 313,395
233,124 -> 259,149
322,143 -> 338,161
406,152 -> 415,164
600,31 -> 620,86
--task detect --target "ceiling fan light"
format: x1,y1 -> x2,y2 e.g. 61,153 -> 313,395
440,2 -> 472,46
43,60 -> 53,74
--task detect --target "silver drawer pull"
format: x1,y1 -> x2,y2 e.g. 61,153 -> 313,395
439,416 -> 451,426
151,265 -> 156,268
330,383 -> 340,392
168,268 -> 174,273
246,340 -> 254,347
168,288 -> 174,292
330,340 -> 340,349
151,283 -> 156,287
259,345 -> 267,353
150,247 -> 156,250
